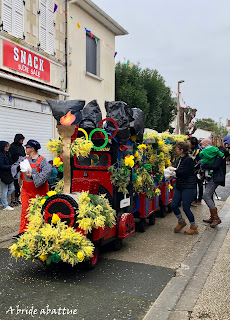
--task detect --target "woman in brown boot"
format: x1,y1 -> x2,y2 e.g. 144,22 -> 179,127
169,141 -> 198,235
201,138 -> 228,228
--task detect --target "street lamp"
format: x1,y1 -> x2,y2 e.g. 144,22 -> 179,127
219,117 -> 222,127
176,80 -> 185,134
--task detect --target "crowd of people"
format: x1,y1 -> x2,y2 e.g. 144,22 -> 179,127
0,133 -> 229,239
170,136 -> 229,235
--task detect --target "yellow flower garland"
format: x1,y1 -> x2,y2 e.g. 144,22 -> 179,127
69,137 -> 93,158
77,192 -> 116,233
46,139 -> 63,156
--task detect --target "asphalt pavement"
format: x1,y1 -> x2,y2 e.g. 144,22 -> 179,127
0,166 -> 230,320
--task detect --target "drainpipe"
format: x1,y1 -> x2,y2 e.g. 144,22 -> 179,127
64,0 -> 68,99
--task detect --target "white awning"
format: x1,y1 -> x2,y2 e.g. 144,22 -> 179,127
0,71 -> 69,97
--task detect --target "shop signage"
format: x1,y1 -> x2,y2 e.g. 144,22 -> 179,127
3,40 -> 50,82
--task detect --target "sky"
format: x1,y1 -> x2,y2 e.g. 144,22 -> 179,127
93,0 -> 230,126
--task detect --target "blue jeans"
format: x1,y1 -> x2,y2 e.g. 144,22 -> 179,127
0,179 -> 15,208
171,188 -> 196,223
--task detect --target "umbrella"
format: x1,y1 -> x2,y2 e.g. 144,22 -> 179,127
222,135 -> 230,144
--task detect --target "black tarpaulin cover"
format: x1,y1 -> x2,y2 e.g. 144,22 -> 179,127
104,101 -> 135,144
80,100 -> 102,129
130,108 -> 145,142
47,99 -> 85,125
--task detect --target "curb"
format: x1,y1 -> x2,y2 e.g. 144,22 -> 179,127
143,198 -> 230,320
0,231 -> 17,243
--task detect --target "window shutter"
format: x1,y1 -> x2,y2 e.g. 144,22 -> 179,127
39,0 -> 55,55
2,0 -> 13,34
14,0 -> 24,39
47,0 -> 54,54
39,0 -> 47,51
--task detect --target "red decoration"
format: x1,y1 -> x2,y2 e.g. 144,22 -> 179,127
119,145 -> 128,152
3,40 -> 50,82
99,118 -> 118,139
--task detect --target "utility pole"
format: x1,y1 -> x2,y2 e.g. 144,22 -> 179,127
176,80 -> 185,134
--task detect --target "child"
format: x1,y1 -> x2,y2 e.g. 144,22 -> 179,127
199,138 -> 224,164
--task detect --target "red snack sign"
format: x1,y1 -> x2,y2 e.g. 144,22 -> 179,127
3,40 -> 50,82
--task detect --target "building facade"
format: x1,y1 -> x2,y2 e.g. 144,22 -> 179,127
67,0 -> 127,117
0,0 -> 127,159
0,0 -> 67,159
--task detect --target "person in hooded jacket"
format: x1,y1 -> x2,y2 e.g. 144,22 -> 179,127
202,137 -> 228,228
9,134 -> 25,205
0,141 -> 15,210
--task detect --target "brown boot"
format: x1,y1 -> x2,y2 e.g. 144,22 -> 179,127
210,208 -> 221,228
203,208 -> 215,223
174,220 -> 187,233
184,225 -> 198,235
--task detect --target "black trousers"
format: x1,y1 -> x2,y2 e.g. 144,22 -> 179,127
194,177 -> 203,202
14,179 -> 21,199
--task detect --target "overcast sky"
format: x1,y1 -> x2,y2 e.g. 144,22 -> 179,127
93,0 -> 230,125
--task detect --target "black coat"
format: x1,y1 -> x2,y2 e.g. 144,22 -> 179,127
202,147 -> 227,187
9,134 -> 25,163
0,141 -> 13,185
175,154 -> 196,190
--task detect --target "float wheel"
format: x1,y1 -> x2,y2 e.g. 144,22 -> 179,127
139,218 -> 146,233
149,212 -> 156,225
158,200 -> 166,218
42,194 -> 78,227
167,203 -> 172,213
112,238 -> 123,251
85,246 -> 99,270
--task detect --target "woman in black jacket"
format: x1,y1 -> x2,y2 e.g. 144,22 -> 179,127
169,141 -> 198,234
0,141 -> 15,210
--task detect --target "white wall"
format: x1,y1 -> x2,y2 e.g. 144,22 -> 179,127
67,4 -> 116,117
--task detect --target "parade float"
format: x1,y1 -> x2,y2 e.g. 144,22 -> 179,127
10,99 -> 188,267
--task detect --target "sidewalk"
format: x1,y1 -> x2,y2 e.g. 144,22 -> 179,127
144,196 -> 230,320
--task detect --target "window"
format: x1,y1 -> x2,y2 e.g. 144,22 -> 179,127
77,154 -> 110,168
86,33 -> 100,76
2,0 -> 24,39
39,0 -> 55,55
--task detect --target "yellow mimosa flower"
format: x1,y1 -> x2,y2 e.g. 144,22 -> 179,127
138,144 -> 147,150
47,191 -> 57,197
158,140 -> 164,147
39,252 -> 48,261
52,214 -> 61,224
77,251 -> 84,262
40,198 -> 46,205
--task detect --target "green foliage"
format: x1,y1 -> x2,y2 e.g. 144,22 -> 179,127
115,62 -> 176,131
115,62 -> 149,115
133,165 -> 155,199
196,118 -> 228,137
108,159 -> 131,194
141,69 -> 176,131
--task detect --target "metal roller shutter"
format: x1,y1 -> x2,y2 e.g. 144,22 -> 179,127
0,105 -> 54,160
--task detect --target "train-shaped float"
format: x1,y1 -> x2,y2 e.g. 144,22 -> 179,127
10,99 -> 186,268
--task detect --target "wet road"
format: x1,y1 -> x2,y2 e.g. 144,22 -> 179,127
0,249 -> 174,320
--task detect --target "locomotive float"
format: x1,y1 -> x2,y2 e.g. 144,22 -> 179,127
10,99 -> 185,268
